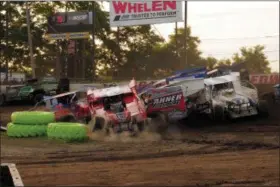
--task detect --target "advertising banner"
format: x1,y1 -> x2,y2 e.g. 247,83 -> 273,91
47,11 -> 93,33
45,32 -> 90,40
110,1 -> 183,27
250,74 -> 279,84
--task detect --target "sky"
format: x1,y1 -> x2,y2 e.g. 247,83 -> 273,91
103,1 -> 279,72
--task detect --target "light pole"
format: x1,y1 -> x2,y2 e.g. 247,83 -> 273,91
26,2 -> 36,78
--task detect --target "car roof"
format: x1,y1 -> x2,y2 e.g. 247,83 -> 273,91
87,85 -> 132,98
43,90 -> 81,101
204,73 -> 239,85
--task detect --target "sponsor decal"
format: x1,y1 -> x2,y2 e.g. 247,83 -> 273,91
70,15 -> 88,21
152,94 -> 182,108
116,113 -> 127,122
110,1 -> 183,27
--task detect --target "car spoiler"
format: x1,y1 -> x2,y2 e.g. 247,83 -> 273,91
137,67 -> 207,94
166,67 -> 207,82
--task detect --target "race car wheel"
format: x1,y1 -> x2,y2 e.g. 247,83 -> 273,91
33,93 -> 44,105
0,94 -> 5,106
89,117 -> 109,134
257,100 -> 269,118
137,120 -> 146,132
150,113 -> 168,134
212,105 -> 224,121
56,114 -> 76,122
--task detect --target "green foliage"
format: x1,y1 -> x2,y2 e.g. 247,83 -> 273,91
1,2 -> 272,81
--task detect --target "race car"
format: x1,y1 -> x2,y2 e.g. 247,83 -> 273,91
87,79 -> 147,136
195,72 -> 269,120
138,67 -> 206,131
41,90 -> 91,124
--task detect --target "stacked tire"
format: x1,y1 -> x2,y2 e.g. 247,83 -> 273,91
7,111 -> 89,142
7,111 -> 55,138
47,123 -> 89,142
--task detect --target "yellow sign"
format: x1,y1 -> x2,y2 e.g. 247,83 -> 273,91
45,32 -> 90,40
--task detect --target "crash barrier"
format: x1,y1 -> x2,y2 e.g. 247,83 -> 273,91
1,163 -> 24,187
47,123 -> 88,142
7,111 -> 55,138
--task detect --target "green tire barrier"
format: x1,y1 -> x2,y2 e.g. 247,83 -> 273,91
7,123 -> 47,138
11,111 -> 55,125
47,123 -> 88,142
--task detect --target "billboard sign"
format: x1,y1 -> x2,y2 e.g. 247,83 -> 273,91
109,1 -> 183,27
45,32 -> 90,40
47,11 -> 93,33
250,74 -> 279,84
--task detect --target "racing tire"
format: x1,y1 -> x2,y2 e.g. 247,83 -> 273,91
0,94 -> 5,106
88,117 -> 109,135
257,100 -> 269,118
137,121 -> 146,132
211,105 -> 224,121
32,93 -> 44,105
150,113 -> 168,134
47,122 -> 88,142
56,114 -> 76,123
11,111 -> 55,125
7,123 -> 48,138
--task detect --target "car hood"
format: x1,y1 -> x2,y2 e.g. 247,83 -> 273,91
214,93 -> 250,105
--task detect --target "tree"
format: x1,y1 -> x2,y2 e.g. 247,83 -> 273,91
232,45 -> 271,73
142,26 -> 203,79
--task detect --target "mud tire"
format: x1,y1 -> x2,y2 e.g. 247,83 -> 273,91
88,117 -> 109,135
212,105 -> 224,121
0,94 -> 5,106
150,113 -> 168,134
257,100 -> 269,118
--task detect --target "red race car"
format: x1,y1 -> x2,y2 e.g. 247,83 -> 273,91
87,79 -> 147,136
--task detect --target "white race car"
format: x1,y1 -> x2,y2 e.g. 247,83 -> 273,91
195,72 -> 269,120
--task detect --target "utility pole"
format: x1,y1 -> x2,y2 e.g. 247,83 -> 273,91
184,1 -> 188,67
91,1 -> 96,80
26,2 -> 36,78
175,22 -> 178,56
5,1 -> 10,81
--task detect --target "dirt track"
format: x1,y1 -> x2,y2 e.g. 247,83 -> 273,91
1,103 -> 280,186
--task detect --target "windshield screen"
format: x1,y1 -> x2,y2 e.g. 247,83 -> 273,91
212,82 -> 234,97
103,95 -> 125,113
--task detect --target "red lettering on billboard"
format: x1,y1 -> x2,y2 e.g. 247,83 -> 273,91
250,75 -> 259,84
250,74 -> 279,84
269,75 -> 279,84
113,1 -> 176,14
259,75 -> 268,84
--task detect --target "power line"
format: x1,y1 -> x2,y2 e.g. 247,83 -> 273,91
200,35 -> 279,41
204,49 -> 280,56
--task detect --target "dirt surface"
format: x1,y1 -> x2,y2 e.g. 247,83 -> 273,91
1,102 -> 280,186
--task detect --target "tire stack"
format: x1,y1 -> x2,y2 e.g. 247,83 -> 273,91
7,111 -> 55,138
7,111 -> 89,142
47,123 -> 89,142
